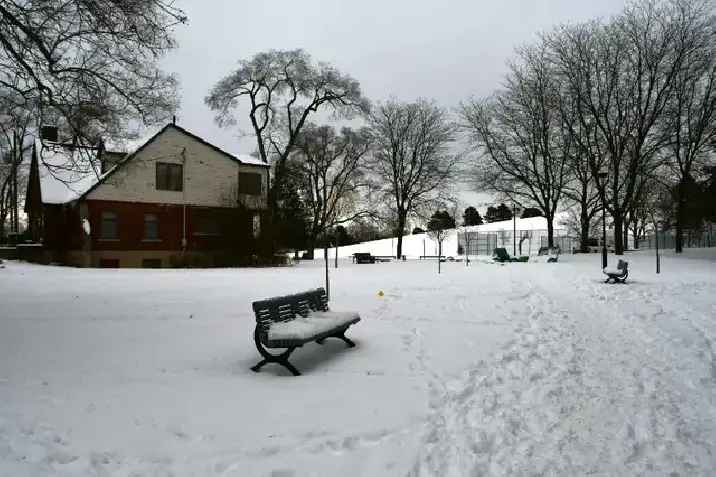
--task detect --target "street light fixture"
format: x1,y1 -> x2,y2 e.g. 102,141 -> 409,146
597,170 -> 608,269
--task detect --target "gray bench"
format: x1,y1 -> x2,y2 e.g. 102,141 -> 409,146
604,259 -> 629,283
352,253 -> 376,264
251,288 -> 361,376
538,246 -> 561,263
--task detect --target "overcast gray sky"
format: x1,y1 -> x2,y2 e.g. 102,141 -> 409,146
161,0 -> 627,210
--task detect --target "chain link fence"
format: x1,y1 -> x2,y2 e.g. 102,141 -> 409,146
458,230 -> 575,256
637,225 -> 715,250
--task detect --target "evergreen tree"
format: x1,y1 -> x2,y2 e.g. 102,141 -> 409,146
495,203 -> 513,221
520,207 -> 543,219
463,206 -> 484,226
428,210 -> 456,230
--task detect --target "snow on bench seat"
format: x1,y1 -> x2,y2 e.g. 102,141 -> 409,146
603,267 -> 624,275
268,310 -> 361,341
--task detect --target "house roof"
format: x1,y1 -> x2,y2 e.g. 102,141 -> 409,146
74,123 -> 269,202
131,123 -> 269,167
34,139 -> 109,204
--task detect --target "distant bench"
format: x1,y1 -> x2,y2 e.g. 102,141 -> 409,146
373,255 -> 404,262
538,246 -> 561,263
352,253 -> 375,264
419,255 -> 455,261
352,253 -> 406,263
251,287 -> 361,376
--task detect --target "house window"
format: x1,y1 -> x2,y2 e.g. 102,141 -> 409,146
100,211 -> 118,239
239,172 -> 262,195
144,214 -> 159,240
194,216 -> 220,236
156,162 -> 183,191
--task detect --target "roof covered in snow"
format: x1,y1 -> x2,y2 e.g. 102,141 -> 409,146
113,124 -> 269,167
34,123 -> 268,204
233,153 -> 269,166
35,139 -> 107,204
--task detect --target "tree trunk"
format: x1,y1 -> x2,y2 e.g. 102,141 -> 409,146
303,235 -> 315,260
395,212 -> 407,259
580,211 -> 590,253
675,195 -> 684,253
438,239 -> 442,274
623,217 -> 629,251
613,212 -> 624,255
546,214 -> 554,248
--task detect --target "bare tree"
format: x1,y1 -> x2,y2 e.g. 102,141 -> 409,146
0,89 -> 33,240
427,210 -> 454,274
290,124 -> 372,258
205,49 -> 369,224
368,99 -> 458,259
461,45 -> 570,247
658,10 -> 716,252
558,91 -> 603,252
546,0 -> 711,254
0,0 -> 183,145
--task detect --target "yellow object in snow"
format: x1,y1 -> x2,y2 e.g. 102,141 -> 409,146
378,290 -> 384,297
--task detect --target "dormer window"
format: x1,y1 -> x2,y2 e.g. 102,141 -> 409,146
239,172 -> 262,195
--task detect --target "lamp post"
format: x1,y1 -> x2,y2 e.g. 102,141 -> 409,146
598,170 -> 608,269
656,222 -> 661,274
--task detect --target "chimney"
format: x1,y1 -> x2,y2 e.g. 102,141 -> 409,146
172,115 -> 176,125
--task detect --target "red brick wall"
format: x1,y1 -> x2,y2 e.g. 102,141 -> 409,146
85,200 -> 251,251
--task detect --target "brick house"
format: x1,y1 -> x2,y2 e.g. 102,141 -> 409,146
25,123 -> 269,267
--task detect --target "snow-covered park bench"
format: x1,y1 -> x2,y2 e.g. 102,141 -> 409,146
250,288 -> 361,376
603,259 -> 629,283
538,246 -> 560,263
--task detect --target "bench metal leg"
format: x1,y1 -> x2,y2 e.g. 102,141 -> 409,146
251,347 -> 301,376
251,328 -> 302,376
251,359 -> 269,372
316,329 -> 356,348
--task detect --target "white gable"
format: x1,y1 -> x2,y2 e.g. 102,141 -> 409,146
86,126 -> 268,209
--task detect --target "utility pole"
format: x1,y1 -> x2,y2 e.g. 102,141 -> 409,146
513,211 -> 516,256
598,171 -> 608,269
324,243 -> 330,300
512,203 -> 520,257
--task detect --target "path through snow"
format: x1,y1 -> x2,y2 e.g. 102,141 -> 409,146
411,262 -> 716,475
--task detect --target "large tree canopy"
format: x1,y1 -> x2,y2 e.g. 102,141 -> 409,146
289,124 -> 372,257
368,99 -> 458,258
0,0 -> 185,142
205,49 -> 369,251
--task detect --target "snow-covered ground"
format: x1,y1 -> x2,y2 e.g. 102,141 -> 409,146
1,249 -> 715,476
